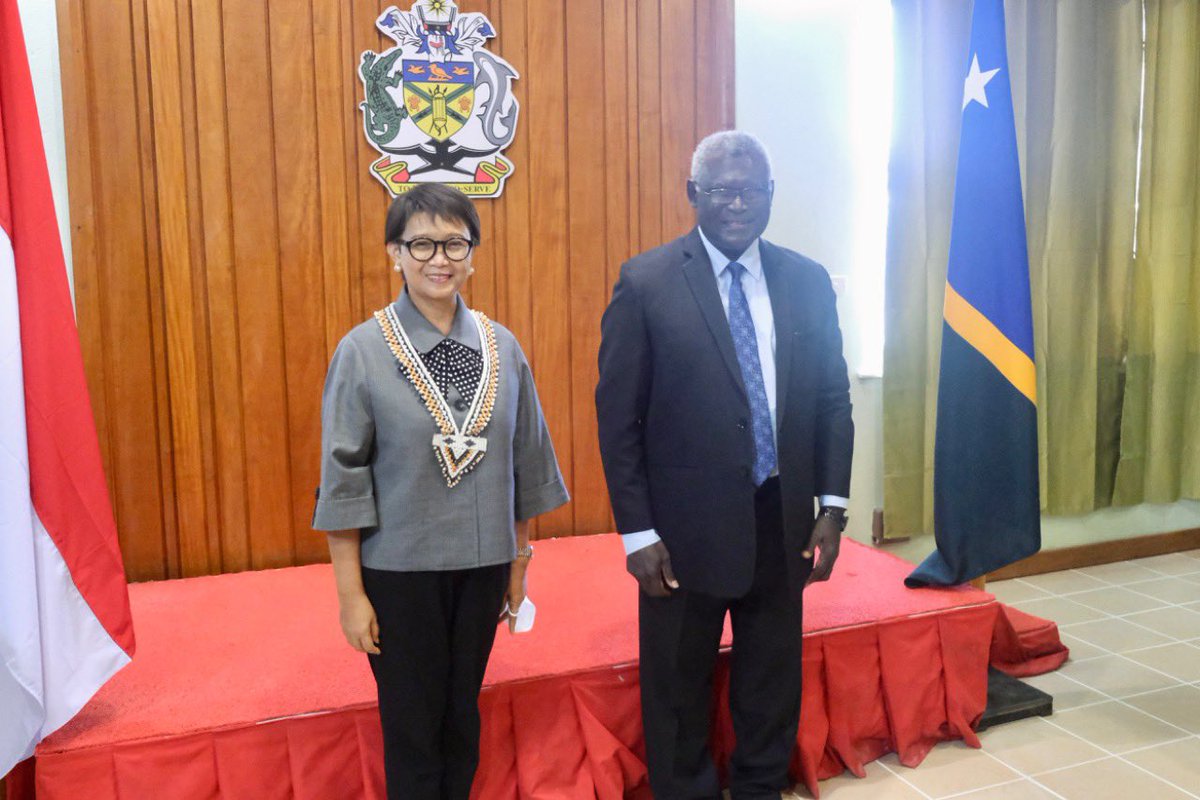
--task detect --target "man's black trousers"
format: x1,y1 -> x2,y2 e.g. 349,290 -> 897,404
638,477 -> 811,800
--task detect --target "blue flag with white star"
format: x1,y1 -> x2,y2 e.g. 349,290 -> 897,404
906,0 -> 1041,587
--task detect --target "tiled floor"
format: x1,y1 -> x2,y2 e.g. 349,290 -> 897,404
788,548 -> 1200,799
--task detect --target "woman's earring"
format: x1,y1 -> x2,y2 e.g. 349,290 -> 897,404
393,262 -> 402,273
468,267 -> 476,275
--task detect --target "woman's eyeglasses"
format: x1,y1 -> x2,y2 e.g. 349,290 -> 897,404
401,237 -> 474,262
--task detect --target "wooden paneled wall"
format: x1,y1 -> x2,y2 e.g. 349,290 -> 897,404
58,0 -> 735,581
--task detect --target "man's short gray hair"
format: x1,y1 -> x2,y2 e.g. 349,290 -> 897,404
690,131 -> 773,185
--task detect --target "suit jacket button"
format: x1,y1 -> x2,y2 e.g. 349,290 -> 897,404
737,419 -> 747,430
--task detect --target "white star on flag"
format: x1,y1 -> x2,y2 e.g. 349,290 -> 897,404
962,54 -> 1001,110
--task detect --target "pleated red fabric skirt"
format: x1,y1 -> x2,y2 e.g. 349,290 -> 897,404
31,536 -> 1062,799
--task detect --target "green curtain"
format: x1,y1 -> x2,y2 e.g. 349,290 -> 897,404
1112,1 -> 1200,506
883,0 -> 1144,537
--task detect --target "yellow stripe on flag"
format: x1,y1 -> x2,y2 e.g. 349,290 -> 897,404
943,283 -> 1037,404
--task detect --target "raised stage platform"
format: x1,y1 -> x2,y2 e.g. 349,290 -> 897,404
30,536 -> 1065,799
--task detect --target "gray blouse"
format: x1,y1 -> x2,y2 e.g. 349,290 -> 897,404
313,291 -> 569,571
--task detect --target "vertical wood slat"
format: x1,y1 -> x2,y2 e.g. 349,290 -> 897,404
564,0 -> 612,534
173,0 -> 224,574
493,0 -> 533,366
623,0 -> 642,266
146,0 -> 211,576
61,0 -> 734,578
56,0 -> 108,482
602,1 -> 630,309
74,0 -> 168,581
268,1 -> 328,565
221,1 -> 295,570
190,0 -> 251,574
312,0 -> 355,357
524,0 -> 574,536
635,0 -> 664,252
660,0 -> 697,240
131,0 -> 182,581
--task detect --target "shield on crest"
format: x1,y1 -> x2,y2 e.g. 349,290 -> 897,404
401,59 -> 475,141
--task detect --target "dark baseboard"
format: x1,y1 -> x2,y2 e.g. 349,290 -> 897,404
987,527 -> 1200,581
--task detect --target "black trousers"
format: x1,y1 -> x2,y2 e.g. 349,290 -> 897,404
638,478 -> 810,800
362,564 -> 509,800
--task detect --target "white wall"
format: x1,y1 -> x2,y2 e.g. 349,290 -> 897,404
18,0 -> 73,293
734,0 -> 1200,563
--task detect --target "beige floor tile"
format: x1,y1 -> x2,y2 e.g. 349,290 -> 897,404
1125,576 -> 1200,605
1049,700 -> 1185,753
1124,606 -> 1200,640
1060,654 -> 1180,697
1123,736 -> 1200,794
1182,572 -> 1200,586
1059,633 -> 1108,661
1022,670 -> 1109,710
988,579 -> 1052,605
1076,561 -> 1165,585
878,743 -> 1020,799
792,760 -> 925,799
1035,756 -> 1194,799
1012,596 -> 1108,626
1060,618 -> 1173,653
978,716 -> 1106,774
1068,587 -> 1168,616
1125,642 -> 1200,682
1133,552 -> 1200,577
1021,570 -> 1111,595
950,779 -> 1062,799
1124,685 -> 1200,734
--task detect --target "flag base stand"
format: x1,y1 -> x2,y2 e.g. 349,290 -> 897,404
975,666 -> 1052,732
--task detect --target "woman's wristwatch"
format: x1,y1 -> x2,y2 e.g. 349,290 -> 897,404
818,506 -> 848,531
515,544 -> 534,560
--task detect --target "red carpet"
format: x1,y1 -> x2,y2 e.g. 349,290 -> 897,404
30,536 -> 1063,799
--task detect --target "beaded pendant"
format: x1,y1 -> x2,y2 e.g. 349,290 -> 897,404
375,306 -> 500,487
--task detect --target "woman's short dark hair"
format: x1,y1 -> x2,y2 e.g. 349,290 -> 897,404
384,184 -> 481,246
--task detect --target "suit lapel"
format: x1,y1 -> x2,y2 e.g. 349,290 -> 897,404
761,240 -> 793,429
681,229 -> 748,401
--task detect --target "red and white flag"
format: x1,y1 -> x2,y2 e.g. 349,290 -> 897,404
1,0 -> 135,775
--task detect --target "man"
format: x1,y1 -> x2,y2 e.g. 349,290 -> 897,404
595,131 -> 853,800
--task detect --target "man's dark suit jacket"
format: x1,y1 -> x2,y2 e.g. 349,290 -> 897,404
596,228 -> 854,598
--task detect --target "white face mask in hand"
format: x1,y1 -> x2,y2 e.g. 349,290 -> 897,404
501,596 -> 536,633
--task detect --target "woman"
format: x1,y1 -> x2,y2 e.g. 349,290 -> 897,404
313,184 -> 568,800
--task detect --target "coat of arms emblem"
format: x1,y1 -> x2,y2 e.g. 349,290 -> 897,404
359,0 -> 520,197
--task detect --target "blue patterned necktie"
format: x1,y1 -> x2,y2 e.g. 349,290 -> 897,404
726,262 -> 776,485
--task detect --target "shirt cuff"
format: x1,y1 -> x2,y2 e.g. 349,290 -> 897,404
818,495 -> 849,510
515,477 -> 571,521
312,494 -> 379,531
620,529 -> 661,555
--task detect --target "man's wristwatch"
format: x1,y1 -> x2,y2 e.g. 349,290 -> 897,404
818,506 -> 848,532
515,544 -> 534,560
